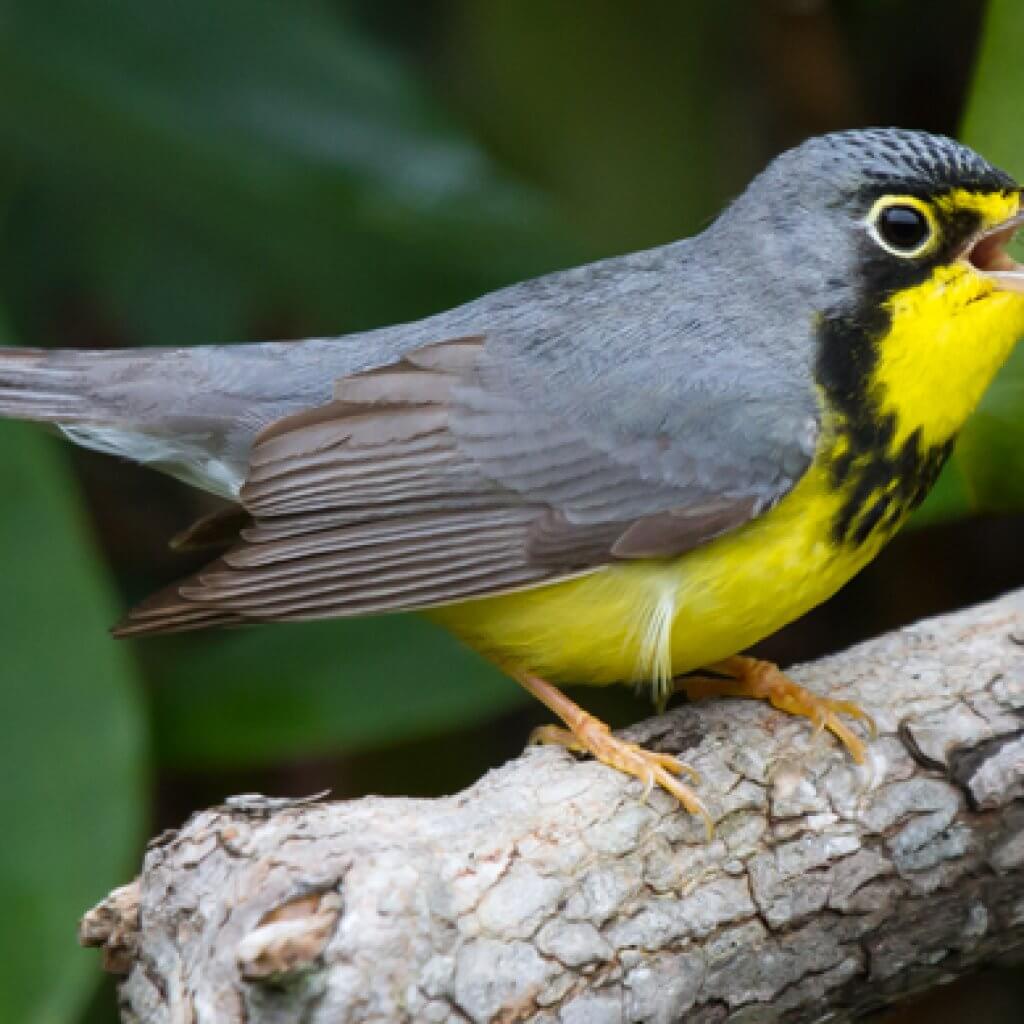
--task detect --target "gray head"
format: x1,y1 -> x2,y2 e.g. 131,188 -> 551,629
753,128 -> 1014,200
712,127 -> 1021,319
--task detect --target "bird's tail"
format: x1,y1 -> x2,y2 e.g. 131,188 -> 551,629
0,344 -> 248,496
0,339 -> 351,497
0,346 -> 96,424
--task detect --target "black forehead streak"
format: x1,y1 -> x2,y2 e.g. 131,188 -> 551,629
858,170 -> 1017,196
837,129 -> 1018,193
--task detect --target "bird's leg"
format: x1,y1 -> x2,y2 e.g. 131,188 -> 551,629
513,670 -> 712,834
677,655 -> 876,763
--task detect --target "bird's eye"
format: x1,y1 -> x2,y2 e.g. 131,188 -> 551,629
873,204 -> 933,255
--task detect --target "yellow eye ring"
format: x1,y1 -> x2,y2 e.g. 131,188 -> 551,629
865,195 -> 938,259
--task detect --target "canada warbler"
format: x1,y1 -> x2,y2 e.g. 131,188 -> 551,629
3,128 -> 1023,830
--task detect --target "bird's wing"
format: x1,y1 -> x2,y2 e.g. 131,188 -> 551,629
116,335 -> 818,634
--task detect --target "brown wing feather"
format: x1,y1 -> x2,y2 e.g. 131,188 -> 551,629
118,339 -> 552,635
169,505 -> 253,551
117,336 -> 798,637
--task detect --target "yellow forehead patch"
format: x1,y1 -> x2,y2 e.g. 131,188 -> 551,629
933,187 -> 1019,228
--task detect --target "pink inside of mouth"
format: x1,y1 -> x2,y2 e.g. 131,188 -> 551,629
968,224 -> 1022,273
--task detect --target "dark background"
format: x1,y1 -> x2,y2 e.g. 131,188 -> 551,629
0,1 -> 1022,1021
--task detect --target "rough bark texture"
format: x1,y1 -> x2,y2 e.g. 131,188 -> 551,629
82,592 -> 1024,1023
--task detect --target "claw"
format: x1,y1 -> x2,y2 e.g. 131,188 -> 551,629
530,724 -> 585,753
639,770 -> 655,802
678,656 -> 875,765
512,669 -> 713,836
530,709 -> 712,835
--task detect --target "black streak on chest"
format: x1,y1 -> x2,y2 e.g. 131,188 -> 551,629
815,306 -> 955,548
830,426 -> 955,546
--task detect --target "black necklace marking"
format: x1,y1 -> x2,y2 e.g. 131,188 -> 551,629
829,421 -> 955,547
817,305 -> 957,547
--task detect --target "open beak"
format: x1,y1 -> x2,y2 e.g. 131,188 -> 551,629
966,208 -> 1024,292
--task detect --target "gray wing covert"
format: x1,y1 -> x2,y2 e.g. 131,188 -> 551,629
449,333 -> 819,563
116,334 -> 819,634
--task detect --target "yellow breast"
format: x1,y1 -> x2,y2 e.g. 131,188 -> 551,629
429,459 -> 882,695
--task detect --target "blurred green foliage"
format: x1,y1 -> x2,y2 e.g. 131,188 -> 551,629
152,617 -> 520,768
0,2 -> 1022,1021
944,0 -> 1024,517
0,337 -> 145,1024
0,0 -> 579,343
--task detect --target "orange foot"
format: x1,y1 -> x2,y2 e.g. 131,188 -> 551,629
677,655 -> 877,763
515,671 -> 712,835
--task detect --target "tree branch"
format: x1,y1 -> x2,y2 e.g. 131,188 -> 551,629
82,592 -> 1024,1023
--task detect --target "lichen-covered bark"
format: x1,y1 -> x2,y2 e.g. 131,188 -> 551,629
82,592 -> 1024,1023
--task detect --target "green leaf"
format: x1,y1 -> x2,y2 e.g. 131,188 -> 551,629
0,347 -> 147,1020
149,615 -> 525,770
916,0 -> 1024,523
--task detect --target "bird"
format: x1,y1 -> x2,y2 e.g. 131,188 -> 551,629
3,127 -> 1023,832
